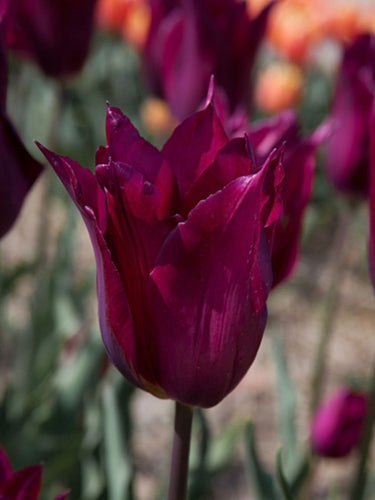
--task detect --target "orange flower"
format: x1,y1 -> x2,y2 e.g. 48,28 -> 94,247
255,62 -> 304,112
320,3 -> 362,44
140,97 -> 176,137
122,1 -> 150,49
96,0 -> 129,32
96,0 -> 150,48
266,1 -> 322,62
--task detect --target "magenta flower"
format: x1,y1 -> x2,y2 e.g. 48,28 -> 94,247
324,34 -> 375,196
246,111 -> 328,287
0,446 -> 69,499
310,387 -> 368,458
0,0 -> 42,238
143,0 -> 272,120
38,100 -> 283,408
4,0 -> 98,78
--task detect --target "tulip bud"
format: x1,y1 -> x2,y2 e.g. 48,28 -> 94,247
310,387 -> 368,458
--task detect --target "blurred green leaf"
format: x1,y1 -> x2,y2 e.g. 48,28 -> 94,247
102,373 -> 134,500
244,421 -> 277,500
276,449 -> 294,500
188,409 -> 212,500
271,336 -> 300,473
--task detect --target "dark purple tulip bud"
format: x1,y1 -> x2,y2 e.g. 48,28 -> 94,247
310,387 -> 368,458
0,0 -> 42,239
0,446 -> 69,499
325,34 -> 375,196
38,98 -> 284,408
5,0 -> 98,78
143,0 -> 273,120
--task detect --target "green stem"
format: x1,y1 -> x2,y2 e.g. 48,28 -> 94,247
309,204 -> 354,415
36,82 -> 65,267
167,402 -> 193,500
349,357 -> 375,500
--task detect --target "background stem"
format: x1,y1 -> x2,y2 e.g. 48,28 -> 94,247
310,204 -> 354,415
167,402 -> 194,500
349,356 -> 375,500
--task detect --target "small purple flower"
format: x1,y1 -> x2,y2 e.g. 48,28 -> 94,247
310,387 -> 368,458
0,446 -> 69,500
324,34 -> 375,196
38,99 -> 284,408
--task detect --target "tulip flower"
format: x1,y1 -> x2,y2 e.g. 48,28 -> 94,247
0,0 -> 42,239
324,34 -> 375,196
38,99 -> 284,408
310,387 -> 368,458
0,446 -> 69,499
143,0 -> 273,120
5,0 -> 98,78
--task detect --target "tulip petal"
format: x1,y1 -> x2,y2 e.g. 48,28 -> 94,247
183,136 -> 254,214
0,465 -> 42,500
5,0 -> 97,77
104,105 -> 175,217
36,143 -> 107,234
159,9 -> 213,120
162,102 -> 227,203
369,101 -> 375,290
149,166 -> 278,407
324,34 -> 375,195
39,144 -> 169,395
0,446 -> 12,487
0,115 -> 43,238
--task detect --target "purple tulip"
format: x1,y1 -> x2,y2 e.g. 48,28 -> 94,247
5,0 -> 98,78
38,99 -> 283,408
246,111 -> 329,287
0,446 -> 69,500
325,34 -> 375,196
143,0 -> 272,120
369,100 -> 375,289
310,387 -> 368,458
0,0 -> 42,239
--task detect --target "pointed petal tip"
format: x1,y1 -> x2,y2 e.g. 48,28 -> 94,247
204,75 -> 215,108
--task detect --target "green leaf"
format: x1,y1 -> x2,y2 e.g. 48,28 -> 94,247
207,419 -> 246,471
244,421 -> 277,500
276,449 -> 294,500
188,409 -> 212,500
102,373 -> 134,500
271,336 -> 299,472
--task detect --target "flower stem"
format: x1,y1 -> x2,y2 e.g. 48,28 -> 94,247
167,402 -> 193,500
309,204 -> 354,415
349,356 -> 375,500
